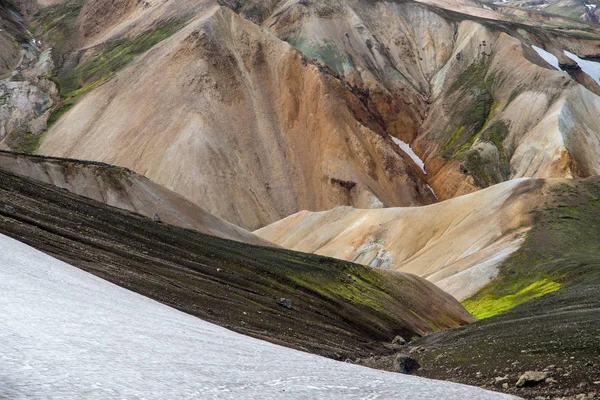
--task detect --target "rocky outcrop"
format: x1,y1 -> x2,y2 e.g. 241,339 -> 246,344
0,2 -> 58,152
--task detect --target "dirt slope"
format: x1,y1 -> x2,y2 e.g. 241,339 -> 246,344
0,151 -> 270,245
38,6 -> 433,230
257,178 -> 554,300
0,167 -> 473,359
261,0 -> 600,200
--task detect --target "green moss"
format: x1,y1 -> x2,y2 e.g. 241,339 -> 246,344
288,266 -> 387,311
56,21 -> 184,98
463,278 -> 562,319
462,179 -> 600,319
8,132 -> 45,153
42,21 -> 184,133
31,0 -> 86,56
440,59 -> 496,159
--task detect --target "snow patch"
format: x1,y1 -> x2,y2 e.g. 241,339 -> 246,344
426,184 -> 438,200
390,135 -> 426,174
532,46 -> 562,71
564,50 -> 600,84
0,234 -> 516,399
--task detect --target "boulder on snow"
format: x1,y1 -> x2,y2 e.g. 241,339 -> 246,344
394,354 -> 420,374
516,371 -> 548,387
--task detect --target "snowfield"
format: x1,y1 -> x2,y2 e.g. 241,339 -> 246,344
0,234 -> 517,399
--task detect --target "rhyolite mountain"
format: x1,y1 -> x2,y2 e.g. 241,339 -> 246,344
2,0 -> 600,398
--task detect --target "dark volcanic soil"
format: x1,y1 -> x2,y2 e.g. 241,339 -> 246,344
0,168 -> 471,360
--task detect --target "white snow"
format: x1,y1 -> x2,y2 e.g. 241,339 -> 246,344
532,46 -> 562,71
390,135 -> 427,174
0,234 -> 516,399
427,184 -> 439,200
586,4 -> 597,9
564,50 -> 600,84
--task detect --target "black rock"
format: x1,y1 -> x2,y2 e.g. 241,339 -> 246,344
277,298 -> 292,309
394,354 -> 421,374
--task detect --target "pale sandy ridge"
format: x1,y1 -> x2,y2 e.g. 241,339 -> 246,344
256,178 -> 557,300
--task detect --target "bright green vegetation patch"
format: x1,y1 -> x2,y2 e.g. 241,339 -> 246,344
462,179 -> 600,319
463,278 -> 562,319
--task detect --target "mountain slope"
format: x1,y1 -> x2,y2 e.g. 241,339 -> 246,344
256,178 -> 548,300
261,0 -> 600,199
0,167 -> 473,358
37,5 -> 433,230
30,0 -> 600,231
0,151 -> 271,245
0,233 -> 515,399
355,177 -> 600,399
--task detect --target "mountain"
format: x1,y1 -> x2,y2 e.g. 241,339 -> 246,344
0,150 -> 271,245
0,167 -> 473,358
0,233 -> 514,399
2,0 -> 600,397
34,4 -> 433,230
256,178 -> 546,301
15,0 -> 598,232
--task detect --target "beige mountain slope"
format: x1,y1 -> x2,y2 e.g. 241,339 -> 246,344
24,0 -> 600,231
261,0 -> 600,200
256,178 -> 558,300
38,5 -> 434,230
0,151 -> 271,246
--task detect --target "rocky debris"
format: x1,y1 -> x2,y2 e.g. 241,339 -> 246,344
516,371 -> 548,387
0,39 -> 57,150
152,213 -> 162,223
392,335 -> 406,346
2,204 -> 15,214
492,375 -> 509,385
394,354 -> 420,374
277,298 -> 292,309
